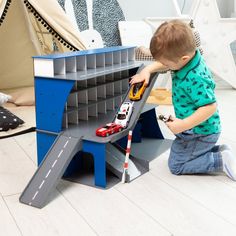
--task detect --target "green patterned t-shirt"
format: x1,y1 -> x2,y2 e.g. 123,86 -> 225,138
171,50 -> 221,134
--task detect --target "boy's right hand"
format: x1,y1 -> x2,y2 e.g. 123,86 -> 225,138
130,61 -> 168,86
130,69 -> 151,86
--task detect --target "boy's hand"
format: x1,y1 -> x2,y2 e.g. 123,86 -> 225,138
130,70 -> 151,86
166,117 -> 188,134
130,61 -> 167,86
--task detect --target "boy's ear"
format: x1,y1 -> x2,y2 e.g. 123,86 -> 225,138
181,55 -> 190,61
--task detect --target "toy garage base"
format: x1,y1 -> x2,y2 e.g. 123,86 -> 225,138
19,47 -> 172,208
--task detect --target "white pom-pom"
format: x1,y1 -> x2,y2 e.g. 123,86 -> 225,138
0,92 -> 12,106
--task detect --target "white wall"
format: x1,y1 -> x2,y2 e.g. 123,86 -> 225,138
117,0 -> 180,20
177,0 -> 193,14
216,0 -> 234,17
177,0 -> 235,17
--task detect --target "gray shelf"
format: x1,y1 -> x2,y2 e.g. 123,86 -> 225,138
33,46 -> 137,80
33,46 -> 158,144
63,73 -> 158,143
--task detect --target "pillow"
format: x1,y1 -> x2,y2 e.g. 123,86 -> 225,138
0,92 -> 11,106
135,46 -> 154,61
0,106 -> 24,131
8,87 -> 35,106
189,20 -> 204,55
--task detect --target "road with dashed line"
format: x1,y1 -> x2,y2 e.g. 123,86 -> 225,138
20,134 -> 82,208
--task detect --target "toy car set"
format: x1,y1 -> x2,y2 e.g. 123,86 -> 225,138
114,101 -> 134,128
96,81 -> 146,137
95,123 -> 123,137
129,82 -> 146,101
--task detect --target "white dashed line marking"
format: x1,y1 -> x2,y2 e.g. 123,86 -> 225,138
45,169 -> 51,178
29,137 -> 72,205
32,191 -> 39,200
58,150 -> 63,158
52,159 -> 57,168
39,180 -> 45,189
64,140 -> 69,148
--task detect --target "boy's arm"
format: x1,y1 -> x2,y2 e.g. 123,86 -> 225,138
166,103 -> 217,134
130,61 -> 168,86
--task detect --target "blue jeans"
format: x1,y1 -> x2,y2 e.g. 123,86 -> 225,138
168,130 -> 222,175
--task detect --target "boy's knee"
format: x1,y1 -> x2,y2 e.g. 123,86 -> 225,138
168,157 -> 182,175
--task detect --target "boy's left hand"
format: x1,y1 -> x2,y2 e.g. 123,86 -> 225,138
166,117 -> 188,134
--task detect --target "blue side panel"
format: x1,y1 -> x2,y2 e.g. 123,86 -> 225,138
36,132 -> 57,165
63,151 -> 83,177
141,108 -> 164,139
83,141 -> 106,188
35,78 -> 74,133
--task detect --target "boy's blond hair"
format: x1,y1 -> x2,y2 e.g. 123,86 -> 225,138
150,20 -> 196,62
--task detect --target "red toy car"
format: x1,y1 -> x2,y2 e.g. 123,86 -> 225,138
96,123 -> 123,137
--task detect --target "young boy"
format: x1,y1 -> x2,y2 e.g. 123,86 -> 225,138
130,20 -> 236,180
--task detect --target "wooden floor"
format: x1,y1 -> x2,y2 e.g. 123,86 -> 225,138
1,86 -> 236,236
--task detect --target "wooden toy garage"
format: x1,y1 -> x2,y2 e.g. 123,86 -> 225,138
20,46 -> 168,208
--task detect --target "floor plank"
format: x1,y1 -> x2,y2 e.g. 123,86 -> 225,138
0,137 -> 36,196
150,155 -> 236,228
115,172 -> 236,236
1,88 -> 236,236
14,132 -> 37,164
4,191 -> 97,236
57,180 -> 171,236
0,194 -> 22,236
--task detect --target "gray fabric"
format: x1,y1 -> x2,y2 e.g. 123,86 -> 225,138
58,0 -> 125,46
57,0 -> 65,9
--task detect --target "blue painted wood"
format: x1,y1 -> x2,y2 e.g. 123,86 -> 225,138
33,47 -> 162,190
36,132 -> 57,165
82,140 -> 106,188
141,108 -> 164,139
35,78 -> 74,133
115,108 -> 164,149
33,46 -> 135,59
63,151 -> 83,177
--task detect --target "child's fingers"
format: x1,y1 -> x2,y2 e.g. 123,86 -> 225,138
144,78 -> 149,86
130,77 -> 141,85
129,78 -> 135,85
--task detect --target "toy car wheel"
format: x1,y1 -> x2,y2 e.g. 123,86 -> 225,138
118,128 -> 122,132
106,133 -> 109,137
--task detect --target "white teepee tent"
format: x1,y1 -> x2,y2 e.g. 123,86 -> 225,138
0,0 -> 86,91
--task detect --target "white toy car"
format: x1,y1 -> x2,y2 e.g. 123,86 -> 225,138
114,102 -> 134,128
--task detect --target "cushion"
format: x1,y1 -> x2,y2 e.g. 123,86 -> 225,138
0,106 -> 24,131
8,87 -> 35,106
135,46 -> 154,61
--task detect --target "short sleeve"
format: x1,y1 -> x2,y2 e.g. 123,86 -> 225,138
184,75 -> 216,108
